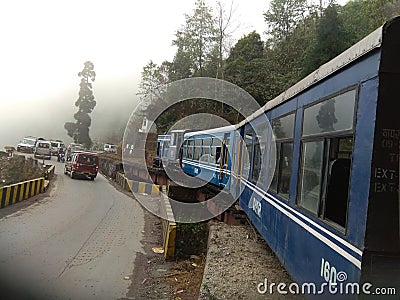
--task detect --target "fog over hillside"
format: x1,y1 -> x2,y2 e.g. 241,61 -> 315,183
0,76 -> 138,150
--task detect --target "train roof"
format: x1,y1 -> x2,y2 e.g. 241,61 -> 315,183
184,125 -> 236,138
157,135 -> 171,141
238,18 -> 387,128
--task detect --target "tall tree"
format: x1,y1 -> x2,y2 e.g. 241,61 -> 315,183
302,4 -> 347,76
137,60 -> 169,107
213,0 -> 237,79
64,61 -> 96,148
341,0 -> 400,46
224,31 -> 267,105
172,0 -> 218,77
263,0 -> 309,43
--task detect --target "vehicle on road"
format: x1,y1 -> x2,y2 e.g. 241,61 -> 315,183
17,136 -> 37,153
57,151 -> 65,162
103,143 -> 117,153
50,140 -> 65,156
34,140 -> 52,159
66,143 -> 84,158
64,151 -> 99,180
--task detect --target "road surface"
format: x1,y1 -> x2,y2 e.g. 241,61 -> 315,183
0,157 -> 145,299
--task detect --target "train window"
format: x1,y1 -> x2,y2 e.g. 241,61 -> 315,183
298,138 -> 353,228
193,139 -> 202,161
181,141 -> 186,158
223,137 -> 231,166
200,138 -> 211,163
202,138 -> 211,156
156,142 -> 162,157
252,139 -> 262,183
187,139 -> 194,159
212,138 -> 222,164
170,133 -> 176,146
243,130 -> 254,179
302,90 -> 356,137
271,113 -> 295,199
298,140 -> 324,214
323,137 -> 352,227
272,114 -> 295,139
298,89 -> 356,229
277,143 -> 293,198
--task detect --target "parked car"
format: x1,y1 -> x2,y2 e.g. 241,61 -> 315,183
50,140 -> 65,156
104,143 -> 117,153
64,151 -> 99,180
17,136 -> 37,153
34,140 -> 52,159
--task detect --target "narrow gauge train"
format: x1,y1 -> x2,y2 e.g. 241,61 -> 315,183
180,125 -> 236,188
167,17 -> 400,294
161,129 -> 186,166
153,134 -> 170,167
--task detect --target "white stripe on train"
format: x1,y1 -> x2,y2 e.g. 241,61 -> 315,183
241,177 -> 362,269
182,159 -> 362,269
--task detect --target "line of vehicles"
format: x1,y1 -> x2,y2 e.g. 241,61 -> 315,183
153,18 -> 400,292
17,136 -> 66,160
16,137 -> 99,181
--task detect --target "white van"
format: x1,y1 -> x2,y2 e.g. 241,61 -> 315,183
104,143 -> 117,153
50,140 -> 65,156
34,140 -> 52,159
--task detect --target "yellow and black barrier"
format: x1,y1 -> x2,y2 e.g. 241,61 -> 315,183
126,180 -> 160,195
43,165 -> 55,180
0,177 -> 45,208
115,172 -> 176,258
160,186 -> 176,259
115,172 -> 161,195
115,172 -> 127,189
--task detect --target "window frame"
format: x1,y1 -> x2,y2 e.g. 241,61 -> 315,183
296,86 -> 359,232
270,111 -> 296,200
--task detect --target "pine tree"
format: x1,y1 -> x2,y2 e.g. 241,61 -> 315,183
64,61 -> 96,148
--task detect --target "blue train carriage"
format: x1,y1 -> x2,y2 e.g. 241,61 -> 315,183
236,17 -> 400,296
163,129 -> 185,166
153,134 -> 170,167
181,125 -> 236,189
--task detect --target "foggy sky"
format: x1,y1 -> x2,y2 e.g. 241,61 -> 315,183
0,0 -> 348,150
0,76 -> 137,149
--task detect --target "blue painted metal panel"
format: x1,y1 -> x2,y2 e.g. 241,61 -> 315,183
240,183 -> 363,296
238,47 -> 381,290
181,130 -> 235,190
270,99 -> 297,119
346,78 -> 378,246
297,51 -> 380,108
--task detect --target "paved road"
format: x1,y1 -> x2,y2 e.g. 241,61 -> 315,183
0,157 -> 145,299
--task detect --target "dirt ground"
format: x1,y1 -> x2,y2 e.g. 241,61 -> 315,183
198,222 -> 303,300
120,191 -> 301,300
119,206 -> 206,300
0,152 -> 43,187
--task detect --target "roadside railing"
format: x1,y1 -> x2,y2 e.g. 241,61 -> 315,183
114,172 -> 176,259
0,177 -> 45,208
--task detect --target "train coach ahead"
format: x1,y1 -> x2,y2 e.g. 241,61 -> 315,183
181,125 -> 236,188
233,17 -> 400,295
